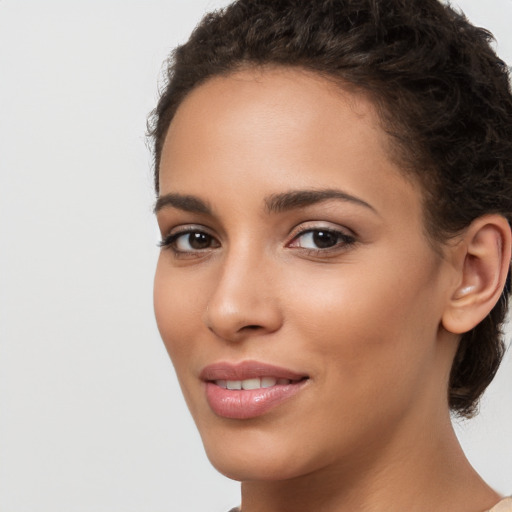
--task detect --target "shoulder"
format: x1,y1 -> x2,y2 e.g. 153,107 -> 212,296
227,499 -> 512,512
488,497 -> 512,512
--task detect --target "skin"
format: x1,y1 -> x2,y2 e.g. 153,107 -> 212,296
153,68 -> 502,512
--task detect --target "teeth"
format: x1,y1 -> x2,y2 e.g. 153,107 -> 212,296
215,377 -> 292,389
242,378 -> 261,390
261,377 -> 277,388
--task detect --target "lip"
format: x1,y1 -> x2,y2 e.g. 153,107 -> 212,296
200,360 -> 307,381
200,360 -> 309,420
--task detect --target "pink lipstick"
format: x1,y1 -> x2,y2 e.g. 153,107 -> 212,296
200,361 -> 309,419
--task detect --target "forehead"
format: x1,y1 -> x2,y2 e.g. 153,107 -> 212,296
159,67 -> 422,220
165,67 -> 384,154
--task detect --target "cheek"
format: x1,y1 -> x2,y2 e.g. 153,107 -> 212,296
276,264 -> 442,459
283,256 -> 441,382
153,259 -> 204,362
153,259 -> 211,419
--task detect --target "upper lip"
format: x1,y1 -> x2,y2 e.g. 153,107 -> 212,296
200,360 -> 308,382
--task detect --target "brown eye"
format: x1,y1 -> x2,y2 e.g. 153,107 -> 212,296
290,229 -> 355,251
311,230 -> 339,248
159,229 -> 220,253
174,231 -> 217,252
187,232 -> 213,250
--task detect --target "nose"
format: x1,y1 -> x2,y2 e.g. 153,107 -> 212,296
203,248 -> 283,342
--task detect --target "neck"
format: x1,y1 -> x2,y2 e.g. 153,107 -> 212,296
239,412 -> 500,512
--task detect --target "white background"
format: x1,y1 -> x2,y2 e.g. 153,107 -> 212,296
0,1 -> 511,511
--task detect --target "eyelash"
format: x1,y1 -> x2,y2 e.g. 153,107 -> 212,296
288,227 -> 356,254
158,226 -> 219,257
158,225 -> 357,257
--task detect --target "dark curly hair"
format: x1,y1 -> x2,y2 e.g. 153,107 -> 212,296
148,0 -> 512,417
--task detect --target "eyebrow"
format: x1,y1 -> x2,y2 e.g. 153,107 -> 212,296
154,193 -> 212,215
264,189 -> 377,214
154,188 -> 377,216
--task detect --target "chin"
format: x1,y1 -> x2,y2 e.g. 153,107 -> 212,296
199,422 -> 329,483
207,450 -> 312,482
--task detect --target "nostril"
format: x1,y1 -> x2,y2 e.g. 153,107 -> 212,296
243,325 -> 262,330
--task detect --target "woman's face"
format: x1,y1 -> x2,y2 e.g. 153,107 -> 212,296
154,68 -> 457,481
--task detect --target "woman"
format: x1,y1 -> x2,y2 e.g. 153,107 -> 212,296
149,0 -> 512,510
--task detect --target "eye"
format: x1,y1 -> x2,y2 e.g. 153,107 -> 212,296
288,228 -> 356,251
159,228 -> 220,254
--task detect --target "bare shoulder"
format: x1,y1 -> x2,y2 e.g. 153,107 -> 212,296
226,500 -> 512,512
488,497 -> 512,512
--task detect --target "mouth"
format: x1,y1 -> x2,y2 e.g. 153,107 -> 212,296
200,361 -> 310,420
214,376 -> 304,390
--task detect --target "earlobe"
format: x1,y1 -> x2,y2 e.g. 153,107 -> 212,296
442,215 -> 512,334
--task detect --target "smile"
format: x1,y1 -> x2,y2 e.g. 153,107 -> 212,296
215,377 -> 299,390
200,361 -> 309,419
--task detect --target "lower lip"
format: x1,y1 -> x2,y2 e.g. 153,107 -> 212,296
205,380 -> 307,420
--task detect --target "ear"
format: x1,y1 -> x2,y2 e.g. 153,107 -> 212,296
442,215 -> 511,334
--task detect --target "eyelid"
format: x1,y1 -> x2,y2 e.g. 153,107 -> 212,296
158,224 -> 220,252
287,221 -> 356,241
286,222 -> 357,253
158,221 -> 357,257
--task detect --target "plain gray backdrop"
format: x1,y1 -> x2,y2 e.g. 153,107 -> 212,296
0,1 -> 511,511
